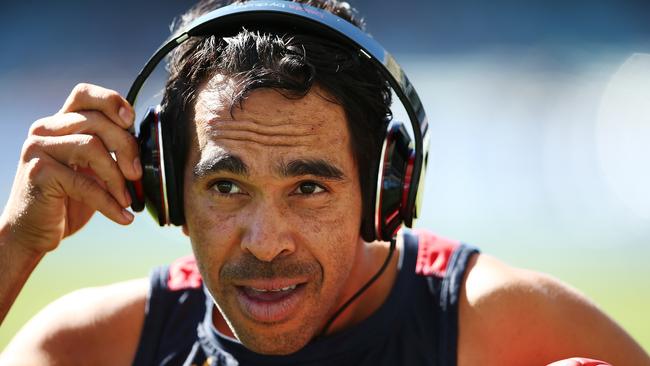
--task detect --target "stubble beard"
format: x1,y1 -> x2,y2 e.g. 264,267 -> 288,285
209,255 -> 343,355
222,288 -> 329,355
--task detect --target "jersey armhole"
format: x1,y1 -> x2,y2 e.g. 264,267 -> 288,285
132,256 -> 206,365
132,265 -> 169,365
410,228 -> 480,366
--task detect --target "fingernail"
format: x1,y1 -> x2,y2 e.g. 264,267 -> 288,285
122,209 -> 134,222
119,106 -> 134,126
133,157 -> 142,177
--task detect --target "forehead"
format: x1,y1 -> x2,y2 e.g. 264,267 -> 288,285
190,76 -> 353,164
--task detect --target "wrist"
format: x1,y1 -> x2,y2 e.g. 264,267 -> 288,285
0,214 -> 50,260
0,213 -> 47,326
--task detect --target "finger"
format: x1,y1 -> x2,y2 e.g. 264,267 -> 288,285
27,134 -> 131,208
28,155 -> 133,225
30,111 -> 141,180
59,83 -> 134,129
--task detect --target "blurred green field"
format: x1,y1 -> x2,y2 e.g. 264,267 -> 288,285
1,217 -> 649,353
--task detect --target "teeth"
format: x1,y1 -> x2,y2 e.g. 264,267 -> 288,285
251,285 -> 296,292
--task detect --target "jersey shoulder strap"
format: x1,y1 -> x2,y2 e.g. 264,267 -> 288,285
406,228 -> 480,366
132,256 -> 206,365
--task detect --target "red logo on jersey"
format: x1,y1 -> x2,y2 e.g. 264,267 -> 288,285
167,255 -> 203,291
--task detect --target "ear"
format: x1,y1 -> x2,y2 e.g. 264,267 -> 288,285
182,224 -> 190,237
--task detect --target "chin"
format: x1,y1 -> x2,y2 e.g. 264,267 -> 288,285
248,343 -> 306,356
236,325 -> 315,355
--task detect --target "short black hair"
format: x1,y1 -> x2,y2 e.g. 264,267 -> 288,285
162,0 -> 392,241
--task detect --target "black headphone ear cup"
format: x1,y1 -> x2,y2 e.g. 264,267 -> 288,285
137,106 -> 169,225
360,138 -> 383,243
133,106 -> 184,226
374,122 -> 414,241
158,107 -> 184,225
360,203 -> 377,243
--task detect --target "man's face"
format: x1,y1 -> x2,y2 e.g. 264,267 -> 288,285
183,76 -> 364,354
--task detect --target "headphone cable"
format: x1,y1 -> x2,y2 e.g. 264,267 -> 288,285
319,236 -> 397,336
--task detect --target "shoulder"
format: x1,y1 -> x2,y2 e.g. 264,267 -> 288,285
1,278 -> 149,366
457,254 -> 650,366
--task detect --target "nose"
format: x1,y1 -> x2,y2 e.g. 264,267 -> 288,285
239,198 -> 296,262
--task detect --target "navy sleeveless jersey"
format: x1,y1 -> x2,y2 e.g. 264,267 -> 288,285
133,230 -> 479,365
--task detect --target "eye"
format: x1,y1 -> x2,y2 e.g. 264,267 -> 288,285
294,181 -> 325,195
211,180 -> 243,195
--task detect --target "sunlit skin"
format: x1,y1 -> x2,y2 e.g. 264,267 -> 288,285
181,76 -> 399,355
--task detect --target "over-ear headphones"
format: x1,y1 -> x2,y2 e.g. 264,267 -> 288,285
125,0 -> 430,242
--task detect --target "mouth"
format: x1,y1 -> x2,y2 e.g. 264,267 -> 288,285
235,281 -> 307,324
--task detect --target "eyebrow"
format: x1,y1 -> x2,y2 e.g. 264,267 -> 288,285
192,154 -> 345,181
193,152 -> 249,179
279,159 -> 345,180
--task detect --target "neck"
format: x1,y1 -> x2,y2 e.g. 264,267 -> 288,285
320,236 -> 401,336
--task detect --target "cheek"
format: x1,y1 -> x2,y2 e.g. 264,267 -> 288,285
185,195 -> 240,284
319,217 -> 358,279
295,197 -> 362,284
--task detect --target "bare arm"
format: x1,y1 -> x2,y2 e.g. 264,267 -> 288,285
0,229 -> 44,327
458,254 -> 650,366
0,278 -> 149,366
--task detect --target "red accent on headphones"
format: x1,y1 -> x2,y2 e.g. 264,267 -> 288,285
374,122 -> 415,241
132,180 -> 145,205
401,152 -> 415,214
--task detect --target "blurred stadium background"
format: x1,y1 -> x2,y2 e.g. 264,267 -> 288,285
1,0 -> 649,351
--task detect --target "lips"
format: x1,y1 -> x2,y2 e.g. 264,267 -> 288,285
235,281 -> 306,323
242,284 -> 297,300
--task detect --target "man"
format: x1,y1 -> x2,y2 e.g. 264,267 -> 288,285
0,0 -> 649,365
